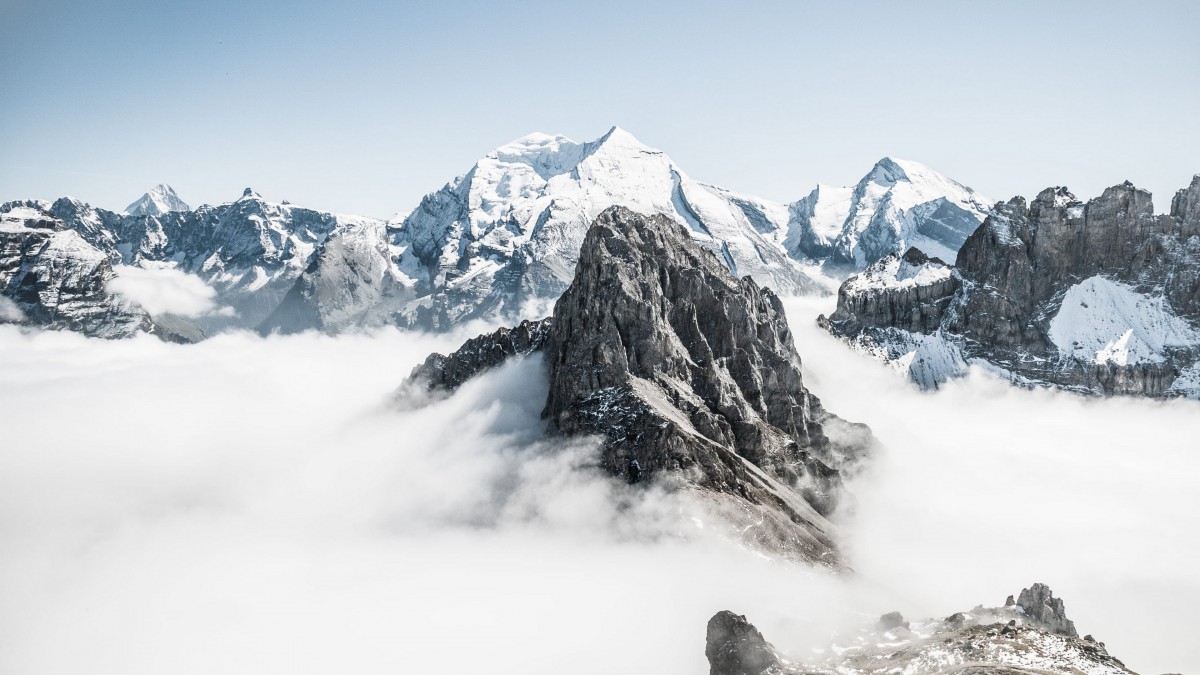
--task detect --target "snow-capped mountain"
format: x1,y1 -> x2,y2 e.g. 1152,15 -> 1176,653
787,157 -> 992,268
822,177 -> 1200,397
409,207 -> 873,564
1,190 -> 384,330
125,184 -> 190,217
265,127 -> 825,332
2,129 -> 1000,338
0,204 -> 197,341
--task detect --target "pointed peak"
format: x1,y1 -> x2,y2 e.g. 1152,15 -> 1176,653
593,125 -> 653,151
125,184 -> 189,216
239,187 -> 262,201
866,156 -> 919,185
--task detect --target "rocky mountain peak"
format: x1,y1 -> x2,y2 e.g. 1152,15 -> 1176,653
589,125 -> 652,153
866,156 -> 912,185
824,175 -> 1200,397
706,584 -> 1129,674
1170,174 -> 1200,224
1016,583 -> 1078,637
125,184 -> 189,217
788,156 -> 992,268
411,206 -> 873,563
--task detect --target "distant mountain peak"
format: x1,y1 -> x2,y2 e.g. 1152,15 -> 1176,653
238,187 -> 262,201
788,158 -> 992,267
125,184 -> 189,217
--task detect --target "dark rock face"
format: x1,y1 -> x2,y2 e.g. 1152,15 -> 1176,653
827,248 -> 959,336
877,611 -> 908,631
1016,583 -> 1077,637
412,318 -> 552,391
705,611 -> 783,675
410,207 -> 874,564
707,584 -> 1132,674
824,177 -> 1200,397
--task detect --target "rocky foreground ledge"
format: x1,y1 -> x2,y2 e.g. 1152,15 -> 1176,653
409,206 -> 875,565
707,583 -> 1135,675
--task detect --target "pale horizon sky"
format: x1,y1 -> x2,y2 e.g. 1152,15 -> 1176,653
2,0 -> 1198,219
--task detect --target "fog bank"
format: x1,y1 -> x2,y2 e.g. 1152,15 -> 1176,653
0,301 -> 1196,673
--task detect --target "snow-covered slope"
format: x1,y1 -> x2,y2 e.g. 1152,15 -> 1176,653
0,204 -> 196,340
1049,276 -> 1200,366
787,157 -> 992,268
125,184 -> 189,217
2,190 -> 384,331
266,127 -> 826,332
823,178 -> 1200,397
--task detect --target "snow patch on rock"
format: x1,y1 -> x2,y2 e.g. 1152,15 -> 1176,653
844,252 -> 951,295
1049,276 -> 1200,366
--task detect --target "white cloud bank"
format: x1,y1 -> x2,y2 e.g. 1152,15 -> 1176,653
0,295 -> 23,321
0,298 -> 1196,675
109,265 -> 230,317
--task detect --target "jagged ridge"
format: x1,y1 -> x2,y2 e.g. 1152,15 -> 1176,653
411,206 -> 873,564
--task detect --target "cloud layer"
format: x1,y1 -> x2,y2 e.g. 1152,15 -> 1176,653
109,265 -> 228,317
0,299 -> 1196,674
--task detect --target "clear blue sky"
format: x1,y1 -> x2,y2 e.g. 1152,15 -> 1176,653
2,0 -> 1197,218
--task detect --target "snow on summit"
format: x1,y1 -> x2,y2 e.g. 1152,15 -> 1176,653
125,184 -> 189,217
787,157 -> 992,267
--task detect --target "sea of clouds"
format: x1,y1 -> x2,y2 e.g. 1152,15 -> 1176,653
0,297 -> 1196,674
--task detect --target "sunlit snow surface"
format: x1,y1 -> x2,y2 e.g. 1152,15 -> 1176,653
1049,275 -> 1200,365
0,301 -> 1197,674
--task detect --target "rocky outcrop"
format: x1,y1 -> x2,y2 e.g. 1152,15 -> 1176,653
706,584 -> 1132,674
413,318 -> 551,391
705,611 -> 784,675
823,177 -> 1200,397
410,207 -> 874,564
1016,583 -> 1077,637
0,208 -> 193,341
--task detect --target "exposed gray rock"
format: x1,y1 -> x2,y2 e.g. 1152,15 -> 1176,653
823,177 -> 1200,397
1016,583 -> 1078,637
2,190 -> 382,333
412,318 -> 551,391
705,611 -> 784,675
0,209 -> 194,341
409,207 -> 874,564
877,611 -> 908,631
707,584 -> 1132,674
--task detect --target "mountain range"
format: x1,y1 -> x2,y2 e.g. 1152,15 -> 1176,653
0,127 -> 989,337
3,127 -> 1197,401
822,177 -> 1200,398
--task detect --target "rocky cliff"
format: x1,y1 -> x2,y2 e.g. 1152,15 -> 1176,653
1,189 -> 383,332
0,206 -> 196,341
706,584 -> 1131,675
822,177 -> 1200,397
410,207 -> 874,564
